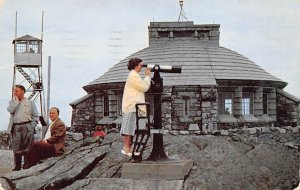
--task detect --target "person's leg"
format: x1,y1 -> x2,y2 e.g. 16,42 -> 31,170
120,112 -> 136,156
23,142 -> 40,169
12,125 -> 22,171
121,135 -> 132,157
13,153 -> 22,171
40,143 -> 56,160
23,125 -> 34,167
23,141 -> 55,169
123,135 -> 131,151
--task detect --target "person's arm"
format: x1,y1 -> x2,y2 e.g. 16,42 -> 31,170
7,100 -> 20,114
46,122 -> 66,144
30,101 -> 39,127
128,72 -> 151,92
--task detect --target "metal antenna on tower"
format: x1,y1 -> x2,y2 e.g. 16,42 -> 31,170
178,0 -> 188,22
15,11 -> 17,39
41,11 -> 44,41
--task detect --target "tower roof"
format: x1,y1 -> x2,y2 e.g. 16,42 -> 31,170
12,35 -> 42,44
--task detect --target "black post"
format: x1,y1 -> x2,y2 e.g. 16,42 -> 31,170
147,70 -> 168,161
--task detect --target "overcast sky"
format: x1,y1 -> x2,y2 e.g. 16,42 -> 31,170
0,0 -> 299,131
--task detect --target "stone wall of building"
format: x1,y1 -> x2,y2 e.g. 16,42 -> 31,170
148,22 -> 220,47
161,87 -> 173,130
70,85 -> 300,135
70,95 -> 95,136
169,86 -> 203,130
94,88 -> 123,124
277,92 -> 300,127
268,89 -> 277,119
201,86 -> 218,133
218,86 -> 278,129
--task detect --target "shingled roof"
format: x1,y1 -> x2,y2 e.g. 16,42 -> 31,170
83,22 -> 286,92
12,35 -> 42,44
84,43 -> 285,91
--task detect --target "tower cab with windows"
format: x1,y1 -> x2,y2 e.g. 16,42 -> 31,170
13,35 -> 42,67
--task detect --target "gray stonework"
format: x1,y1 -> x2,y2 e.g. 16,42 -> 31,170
201,87 -> 218,133
269,88 -> 277,119
171,85 -> 203,130
148,22 -> 220,47
70,94 -> 95,135
277,91 -> 300,127
69,84 -> 300,134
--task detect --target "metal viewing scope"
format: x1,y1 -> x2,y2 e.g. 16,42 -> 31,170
142,64 -> 181,73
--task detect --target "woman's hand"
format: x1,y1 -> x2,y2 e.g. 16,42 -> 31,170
145,67 -> 151,76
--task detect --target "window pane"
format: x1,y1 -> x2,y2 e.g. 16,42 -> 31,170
16,41 -> 27,53
225,99 -> 232,114
218,92 -> 233,114
242,92 -> 253,115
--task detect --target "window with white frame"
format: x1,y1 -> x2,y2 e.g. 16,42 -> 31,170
218,92 -> 233,114
28,41 -> 39,53
16,41 -> 27,53
242,92 -> 253,115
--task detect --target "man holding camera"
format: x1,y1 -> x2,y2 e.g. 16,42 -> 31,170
7,85 -> 39,171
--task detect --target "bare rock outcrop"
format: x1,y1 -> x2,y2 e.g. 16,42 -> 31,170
0,131 -> 299,190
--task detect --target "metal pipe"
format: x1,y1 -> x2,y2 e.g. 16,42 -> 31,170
41,11 -> 44,41
15,11 -> 17,39
46,56 -> 51,126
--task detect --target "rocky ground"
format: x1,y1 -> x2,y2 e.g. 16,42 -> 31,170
0,150 -> 14,174
0,130 -> 299,190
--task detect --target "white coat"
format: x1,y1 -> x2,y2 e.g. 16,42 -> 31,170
122,70 -> 151,114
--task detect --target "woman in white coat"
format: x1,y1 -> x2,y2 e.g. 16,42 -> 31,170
120,58 -> 151,156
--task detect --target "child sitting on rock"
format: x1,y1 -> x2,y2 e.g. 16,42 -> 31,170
93,125 -> 106,139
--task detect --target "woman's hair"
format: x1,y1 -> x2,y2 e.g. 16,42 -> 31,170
127,58 -> 142,70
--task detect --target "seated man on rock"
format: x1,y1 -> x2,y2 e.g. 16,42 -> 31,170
18,107 -> 66,169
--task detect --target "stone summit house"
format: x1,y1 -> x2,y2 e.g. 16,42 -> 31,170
70,21 -> 300,135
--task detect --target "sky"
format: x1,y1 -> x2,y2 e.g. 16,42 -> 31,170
0,0 -> 299,131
